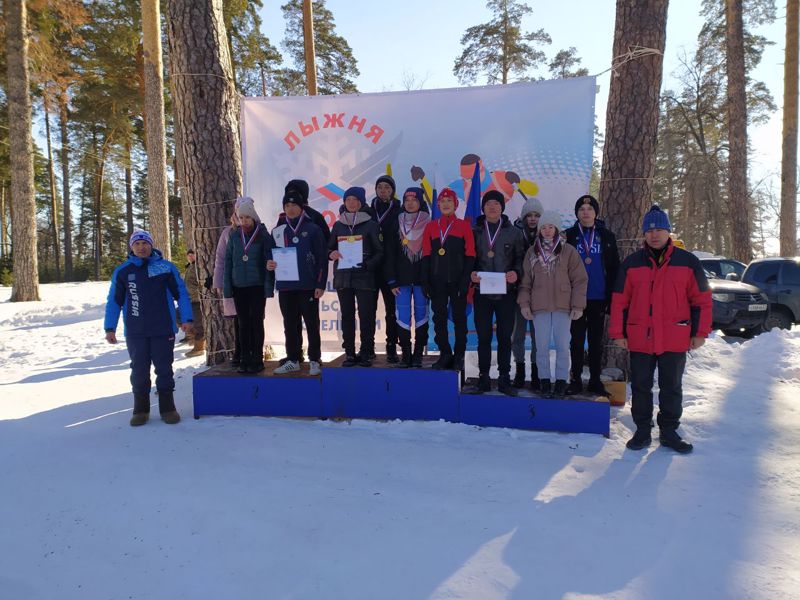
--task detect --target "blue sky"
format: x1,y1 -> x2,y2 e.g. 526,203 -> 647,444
257,0 -> 788,198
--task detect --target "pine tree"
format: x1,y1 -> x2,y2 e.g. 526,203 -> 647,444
223,0 -> 282,96
780,0 -> 799,255
279,0 -> 359,95
548,47 -> 589,79
453,0 -> 551,85
4,0 -> 40,300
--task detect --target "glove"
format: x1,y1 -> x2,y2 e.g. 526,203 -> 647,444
570,308 -> 583,321
520,306 -> 533,321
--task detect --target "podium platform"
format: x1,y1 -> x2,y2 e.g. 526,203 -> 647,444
193,355 -> 610,436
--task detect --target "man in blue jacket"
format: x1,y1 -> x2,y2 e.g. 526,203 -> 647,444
105,230 -> 193,426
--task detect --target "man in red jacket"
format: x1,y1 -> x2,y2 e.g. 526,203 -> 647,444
609,205 -> 712,453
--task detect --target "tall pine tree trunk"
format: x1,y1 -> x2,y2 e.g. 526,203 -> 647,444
600,0 -> 669,255
600,0 -> 668,375
44,96 -> 61,282
5,0 -> 40,301
726,0 -> 751,262
59,93 -> 73,280
1,185 -> 7,258
167,0 -> 242,365
125,138 -> 134,238
93,143 -> 107,281
781,0 -> 799,256
141,0 -> 171,259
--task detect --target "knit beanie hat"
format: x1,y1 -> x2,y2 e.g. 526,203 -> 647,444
236,197 -> 260,222
343,186 -> 367,207
641,205 -> 672,232
538,210 -> 562,232
402,187 -> 429,213
285,179 -> 310,205
129,229 -> 154,249
574,194 -> 600,217
481,189 -> 506,213
375,175 -> 396,197
283,188 -> 304,206
520,197 -> 544,220
437,187 -> 459,209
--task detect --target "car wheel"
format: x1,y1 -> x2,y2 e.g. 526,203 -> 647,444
722,328 -> 755,338
764,307 -> 793,331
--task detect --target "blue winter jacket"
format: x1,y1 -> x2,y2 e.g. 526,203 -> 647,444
104,248 -> 192,337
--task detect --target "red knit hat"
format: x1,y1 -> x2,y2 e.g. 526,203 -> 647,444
437,187 -> 458,209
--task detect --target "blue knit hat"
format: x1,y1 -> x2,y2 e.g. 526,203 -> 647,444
402,187 -> 429,213
642,205 -> 671,233
129,229 -> 154,249
343,186 -> 367,207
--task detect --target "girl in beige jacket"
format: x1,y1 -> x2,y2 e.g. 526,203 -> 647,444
517,211 -> 588,396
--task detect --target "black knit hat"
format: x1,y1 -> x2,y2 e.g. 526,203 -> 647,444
574,194 -> 600,217
283,188 -> 304,206
481,189 -> 505,213
375,175 -> 396,196
285,179 -> 310,205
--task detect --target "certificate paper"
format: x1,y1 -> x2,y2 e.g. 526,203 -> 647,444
338,236 -> 363,269
478,271 -> 506,295
272,247 -> 299,281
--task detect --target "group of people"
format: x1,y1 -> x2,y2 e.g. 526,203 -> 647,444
104,176 -> 713,453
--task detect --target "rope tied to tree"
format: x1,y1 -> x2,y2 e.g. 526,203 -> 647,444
593,45 -> 664,78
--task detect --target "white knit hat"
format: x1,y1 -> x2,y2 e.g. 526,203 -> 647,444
520,197 -> 544,220
236,196 -> 259,222
538,210 -> 562,231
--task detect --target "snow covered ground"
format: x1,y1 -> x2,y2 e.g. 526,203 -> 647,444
1,282 -> 798,600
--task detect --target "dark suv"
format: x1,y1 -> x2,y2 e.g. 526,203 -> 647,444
699,257 -> 746,281
741,258 -> 800,330
706,272 -> 769,337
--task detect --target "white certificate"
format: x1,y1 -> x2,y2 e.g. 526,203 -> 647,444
272,247 -> 299,281
478,271 -> 506,295
337,235 -> 363,269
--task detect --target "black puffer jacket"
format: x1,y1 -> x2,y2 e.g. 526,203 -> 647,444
328,208 -> 383,290
472,215 -> 526,297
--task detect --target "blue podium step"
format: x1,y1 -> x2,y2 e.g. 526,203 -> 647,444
192,355 -> 610,436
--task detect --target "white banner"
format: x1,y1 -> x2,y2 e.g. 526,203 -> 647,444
240,78 -> 596,348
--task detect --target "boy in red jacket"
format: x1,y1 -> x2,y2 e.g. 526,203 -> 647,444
609,205 -> 712,453
421,188 -> 475,370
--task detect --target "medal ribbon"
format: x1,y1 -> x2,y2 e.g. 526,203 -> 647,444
484,220 -> 502,253
286,212 -> 305,240
374,200 -> 393,225
536,237 -> 561,265
401,211 -> 422,241
240,225 -> 259,256
578,224 -> 595,259
438,217 -> 455,246
346,211 -> 357,236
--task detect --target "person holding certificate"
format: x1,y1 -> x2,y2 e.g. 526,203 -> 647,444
385,187 -> 431,368
223,197 -> 274,374
420,188 -> 475,371
268,189 -> 328,376
469,190 -> 526,395
328,187 -> 383,367
517,211 -> 587,397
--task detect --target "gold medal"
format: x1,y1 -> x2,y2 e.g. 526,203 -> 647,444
438,248 -> 446,256
585,257 -> 592,265
487,251 -> 495,258
402,238 -> 409,246
348,236 -> 355,242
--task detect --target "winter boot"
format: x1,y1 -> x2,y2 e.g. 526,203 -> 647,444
130,392 -> 150,427
539,379 -> 552,397
565,379 -> 583,395
626,428 -> 652,450
452,354 -> 465,372
512,362 -> 526,388
412,324 -> 428,368
386,344 -> 399,364
498,374 -> 518,396
586,378 -> 609,396
553,379 -> 568,398
397,329 -> 412,368
247,361 -> 265,373
342,354 -> 358,367
659,429 -> 693,454
477,373 -> 491,392
185,338 -> 206,358
529,363 -> 540,391
398,348 -> 412,368
431,352 -> 454,370
358,349 -> 373,368
157,390 -> 180,425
